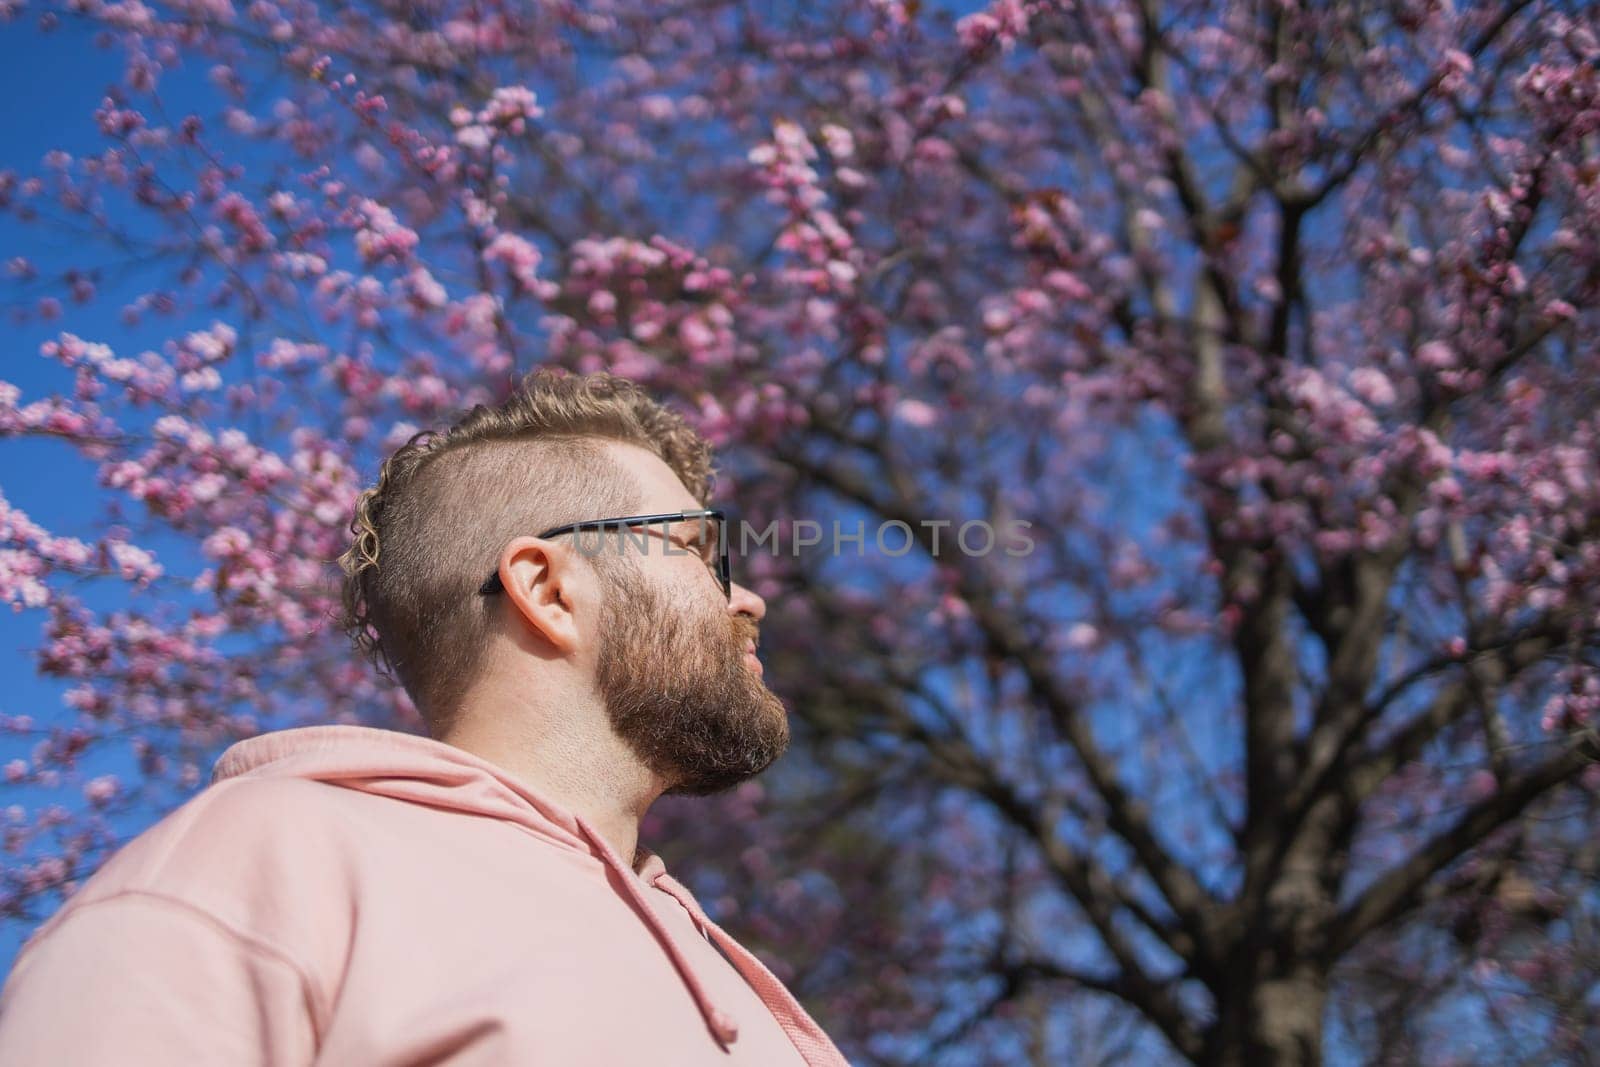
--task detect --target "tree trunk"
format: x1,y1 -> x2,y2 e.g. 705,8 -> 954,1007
1204,966 -> 1328,1067
1205,795 -> 1343,1067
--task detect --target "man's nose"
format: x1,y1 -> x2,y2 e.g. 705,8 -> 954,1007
728,581 -> 766,623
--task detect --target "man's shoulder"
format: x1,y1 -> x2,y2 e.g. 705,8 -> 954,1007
117,775 -> 353,867
49,776 -> 363,944
4,777 -> 354,1046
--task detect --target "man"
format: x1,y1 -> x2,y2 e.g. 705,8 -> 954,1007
0,369 -> 851,1065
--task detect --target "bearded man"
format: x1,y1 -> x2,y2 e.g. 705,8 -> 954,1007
0,369 -> 851,1066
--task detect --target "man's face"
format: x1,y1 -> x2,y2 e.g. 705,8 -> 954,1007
592,535 -> 790,796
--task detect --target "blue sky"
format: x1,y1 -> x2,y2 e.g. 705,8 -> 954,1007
0,15 -> 227,966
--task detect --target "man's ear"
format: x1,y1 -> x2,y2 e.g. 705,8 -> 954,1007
495,537 -> 586,656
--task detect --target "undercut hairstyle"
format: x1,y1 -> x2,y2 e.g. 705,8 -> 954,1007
337,368 -> 717,738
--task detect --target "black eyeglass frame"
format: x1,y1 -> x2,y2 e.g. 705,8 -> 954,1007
477,508 -> 731,599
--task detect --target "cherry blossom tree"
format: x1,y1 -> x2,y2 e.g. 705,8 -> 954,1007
2,1 -> 1597,1063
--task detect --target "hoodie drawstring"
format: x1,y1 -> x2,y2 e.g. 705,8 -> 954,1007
651,871 -> 849,1067
573,817 -> 741,1048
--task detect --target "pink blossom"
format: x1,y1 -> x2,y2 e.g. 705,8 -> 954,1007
1063,622 -> 1099,650
83,775 -> 120,807
1414,339 -> 1455,369
956,0 -> 1032,54
480,86 -> 541,128
483,232 -> 556,299
677,315 -> 717,351
352,198 -> 418,264
106,540 -> 162,585
1348,367 -> 1396,407
201,526 -> 253,559
819,123 -> 854,159
454,124 -> 492,151
892,398 -> 939,427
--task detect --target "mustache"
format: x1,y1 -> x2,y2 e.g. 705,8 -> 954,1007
730,616 -> 760,651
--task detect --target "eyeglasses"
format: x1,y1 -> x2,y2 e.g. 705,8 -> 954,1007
477,508 -> 730,600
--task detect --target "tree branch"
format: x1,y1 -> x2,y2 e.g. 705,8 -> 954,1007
802,644 -> 1208,1058
1325,733 -> 1599,959
779,440 -> 1222,972
1303,0 -> 1537,209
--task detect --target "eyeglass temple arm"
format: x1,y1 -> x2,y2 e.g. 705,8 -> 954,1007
480,510 -> 725,595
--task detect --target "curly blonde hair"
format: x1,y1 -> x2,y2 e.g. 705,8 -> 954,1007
337,368 -> 716,737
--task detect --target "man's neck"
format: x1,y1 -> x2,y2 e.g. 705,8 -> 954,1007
441,705 -> 661,875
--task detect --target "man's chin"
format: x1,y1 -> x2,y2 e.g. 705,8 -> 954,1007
662,696 -> 790,796
663,756 -> 777,797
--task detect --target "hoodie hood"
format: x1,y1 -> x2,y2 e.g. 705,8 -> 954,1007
214,723 -> 623,872
211,724 -> 847,1064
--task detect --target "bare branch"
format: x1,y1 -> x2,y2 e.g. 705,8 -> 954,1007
777,439 -> 1223,972
1326,733 -> 1599,959
1303,1 -> 1538,209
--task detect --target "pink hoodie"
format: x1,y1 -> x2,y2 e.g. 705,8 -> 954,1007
0,724 -> 852,1065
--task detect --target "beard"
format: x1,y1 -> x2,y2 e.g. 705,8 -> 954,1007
593,562 -> 789,796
